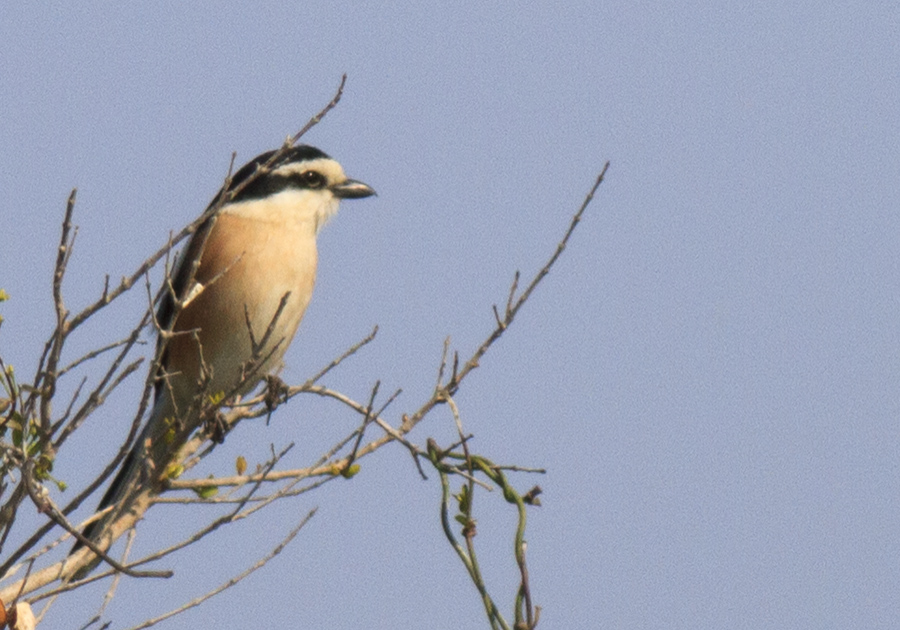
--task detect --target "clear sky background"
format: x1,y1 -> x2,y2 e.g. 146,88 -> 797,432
1,2 -> 898,628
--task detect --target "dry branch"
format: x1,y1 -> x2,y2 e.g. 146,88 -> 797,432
0,72 -> 608,628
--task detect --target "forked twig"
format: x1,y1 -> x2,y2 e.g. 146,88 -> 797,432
0,61 -> 609,630
125,509 -> 316,630
0,77 -> 354,606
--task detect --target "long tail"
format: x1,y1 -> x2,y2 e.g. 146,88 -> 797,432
71,394 -> 174,554
74,440 -> 143,550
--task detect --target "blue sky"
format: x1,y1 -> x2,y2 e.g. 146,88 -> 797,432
1,2 -> 898,628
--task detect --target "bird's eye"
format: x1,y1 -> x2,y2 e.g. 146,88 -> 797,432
299,170 -> 326,189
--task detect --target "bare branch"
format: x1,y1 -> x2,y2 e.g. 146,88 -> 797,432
19,463 -> 170,580
124,443 -> 296,570
51,376 -> 86,434
0,77 -> 603,630
125,509 -> 316,630
340,164 -> 611,457
304,325 -> 378,386
53,320 -> 148,449
289,74 -> 347,145
38,189 -> 79,434
59,336 -> 146,377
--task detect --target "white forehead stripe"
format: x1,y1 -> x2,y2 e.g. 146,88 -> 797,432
270,158 -> 347,185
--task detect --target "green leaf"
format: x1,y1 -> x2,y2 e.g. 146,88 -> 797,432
195,485 -> 218,499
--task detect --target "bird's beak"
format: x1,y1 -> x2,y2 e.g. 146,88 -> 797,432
332,179 -> 376,199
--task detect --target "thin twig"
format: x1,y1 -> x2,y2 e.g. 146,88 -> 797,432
125,509 -> 316,630
345,164 -> 611,456
0,80 -> 357,603
20,463 -> 169,579
289,74 -> 347,145
38,189 -> 78,435
304,325 -> 378,386
59,337 -> 145,377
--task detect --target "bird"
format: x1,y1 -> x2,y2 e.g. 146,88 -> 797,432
71,144 -> 375,570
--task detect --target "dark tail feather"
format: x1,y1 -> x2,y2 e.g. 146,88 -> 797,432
69,392 -> 173,555
72,446 -> 141,552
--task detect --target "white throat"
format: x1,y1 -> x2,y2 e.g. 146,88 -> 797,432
222,188 -> 339,235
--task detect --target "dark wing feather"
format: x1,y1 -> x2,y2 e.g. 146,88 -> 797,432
153,209 -> 217,397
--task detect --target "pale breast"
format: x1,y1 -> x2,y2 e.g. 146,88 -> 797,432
165,208 -> 318,402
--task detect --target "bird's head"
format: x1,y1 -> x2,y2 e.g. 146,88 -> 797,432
225,145 -> 376,232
